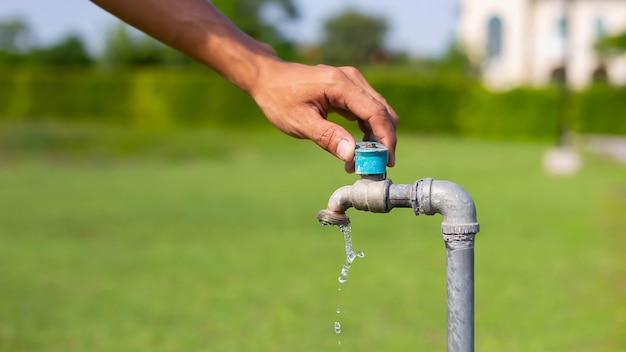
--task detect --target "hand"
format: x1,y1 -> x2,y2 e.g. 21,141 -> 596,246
249,59 -> 399,172
92,0 -> 397,171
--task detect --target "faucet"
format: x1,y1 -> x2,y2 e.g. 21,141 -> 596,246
317,142 -> 480,352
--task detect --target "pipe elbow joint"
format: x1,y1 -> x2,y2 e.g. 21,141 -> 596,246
414,178 -> 480,236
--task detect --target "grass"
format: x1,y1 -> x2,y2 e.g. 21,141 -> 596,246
0,125 -> 624,351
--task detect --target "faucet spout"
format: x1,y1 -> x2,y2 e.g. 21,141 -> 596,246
325,185 -> 354,214
317,185 -> 353,226
316,178 -> 392,226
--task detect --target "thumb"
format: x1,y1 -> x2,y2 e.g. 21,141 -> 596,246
303,114 -> 355,162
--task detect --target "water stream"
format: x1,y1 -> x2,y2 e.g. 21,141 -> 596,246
332,223 -> 364,346
337,224 -> 365,284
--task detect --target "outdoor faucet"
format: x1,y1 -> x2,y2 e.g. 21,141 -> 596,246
317,142 -> 480,352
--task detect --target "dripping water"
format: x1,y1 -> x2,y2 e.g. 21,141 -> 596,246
331,223 -> 364,346
337,224 -> 365,284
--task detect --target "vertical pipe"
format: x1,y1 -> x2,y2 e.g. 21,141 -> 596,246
445,235 -> 475,352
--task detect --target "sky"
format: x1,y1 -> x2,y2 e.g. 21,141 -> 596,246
0,0 -> 458,57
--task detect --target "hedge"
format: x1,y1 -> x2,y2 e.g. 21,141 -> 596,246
0,68 -> 260,128
0,68 -> 624,137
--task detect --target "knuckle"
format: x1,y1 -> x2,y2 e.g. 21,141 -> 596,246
316,125 -> 338,150
374,105 -> 389,118
391,113 -> 400,126
342,66 -> 360,75
259,42 -> 277,56
328,67 -> 346,81
376,94 -> 389,104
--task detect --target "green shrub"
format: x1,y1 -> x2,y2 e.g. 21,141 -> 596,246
0,68 -> 132,121
0,68 -> 263,128
0,68 -> 624,137
574,85 -> 626,135
458,87 -> 560,139
371,78 -> 467,133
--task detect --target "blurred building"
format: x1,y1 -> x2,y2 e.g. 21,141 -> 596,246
458,0 -> 626,89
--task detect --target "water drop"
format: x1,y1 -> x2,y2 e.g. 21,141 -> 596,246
334,321 -> 342,334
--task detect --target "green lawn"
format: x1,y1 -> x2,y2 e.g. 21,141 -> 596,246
0,129 -> 624,351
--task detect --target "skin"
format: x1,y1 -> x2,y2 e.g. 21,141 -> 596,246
92,0 -> 398,171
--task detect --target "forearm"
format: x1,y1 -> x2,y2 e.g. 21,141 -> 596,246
92,0 -> 398,167
92,0 -> 277,91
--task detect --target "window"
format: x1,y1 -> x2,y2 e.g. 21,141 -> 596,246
595,17 -> 606,38
557,16 -> 568,39
486,16 -> 503,61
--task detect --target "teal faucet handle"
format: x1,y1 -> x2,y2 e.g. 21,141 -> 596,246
355,141 -> 388,176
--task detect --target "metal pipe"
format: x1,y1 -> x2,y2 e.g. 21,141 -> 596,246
389,183 -> 412,208
317,177 -> 479,352
319,178 -> 479,234
415,179 -> 480,235
445,235 -> 475,352
416,178 -> 478,352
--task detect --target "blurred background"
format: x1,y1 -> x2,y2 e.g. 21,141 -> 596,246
0,0 -> 624,351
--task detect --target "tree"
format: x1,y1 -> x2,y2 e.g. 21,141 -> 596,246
102,24 -> 135,65
102,23 -> 191,67
211,0 -> 298,59
596,31 -> 626,56
0,17 -> 33,64
103,0 -> 300,67
0,17 -> 33,52
433,44 -> 477,78
28,34 -> 92,66
321,10 -> 388,66
212,0 -> 297,38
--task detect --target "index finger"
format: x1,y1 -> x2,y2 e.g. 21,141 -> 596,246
339,66 -> 399,127
326,82 -> 397,166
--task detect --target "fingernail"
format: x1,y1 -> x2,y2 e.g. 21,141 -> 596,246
344,161 -> 355,173
337,139 -> 353,161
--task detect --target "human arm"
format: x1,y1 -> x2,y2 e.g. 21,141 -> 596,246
92,0 -> 398,170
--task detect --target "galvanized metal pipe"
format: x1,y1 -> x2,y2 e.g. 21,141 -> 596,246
318,177 -> 479,352
445,235 -> 475,352
417,179 -> 478,352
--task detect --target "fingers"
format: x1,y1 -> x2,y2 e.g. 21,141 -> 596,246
300,110 -> 356,163
344,160 -> 355,174
339,66 -> 400,127
357,119 -> 375,141
325,77 -> 397,166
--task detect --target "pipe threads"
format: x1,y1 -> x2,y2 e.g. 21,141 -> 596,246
441,223 -> 480,235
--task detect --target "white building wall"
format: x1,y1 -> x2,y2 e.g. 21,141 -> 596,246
529,0 -> 566,86
570,0 -> 626,87
608,56 -> 626,85
458,0 -> 530,89
459,0 -> 626,90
